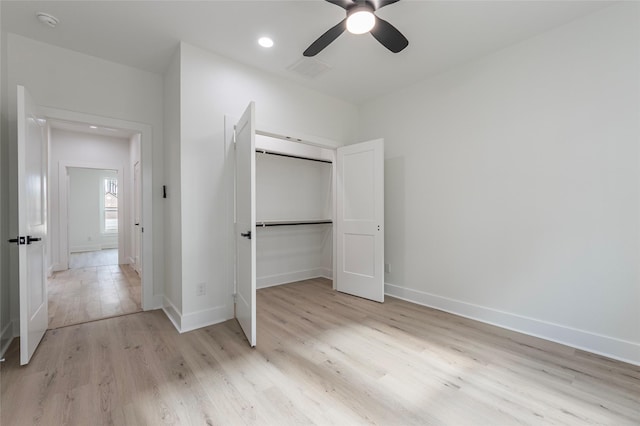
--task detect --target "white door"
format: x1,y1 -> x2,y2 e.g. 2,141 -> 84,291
16,85 -> 48,365
235,102 -> 257,346
133,161 -> 142,275
336,139 -> 385,302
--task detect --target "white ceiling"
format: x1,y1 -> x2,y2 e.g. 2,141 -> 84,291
1,0 -> 612,104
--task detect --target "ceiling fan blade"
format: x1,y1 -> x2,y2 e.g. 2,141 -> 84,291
325,0 -> 354,9
370,16 -> 408,53
303,19 -> 347,57
371,0 -> 401,11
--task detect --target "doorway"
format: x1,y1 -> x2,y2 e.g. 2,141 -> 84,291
67,167 -> 119,269
46,122 -> 143,329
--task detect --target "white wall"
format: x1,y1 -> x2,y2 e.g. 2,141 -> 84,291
68,168 -> 118,252
358,3 -> 640,364
50,129 -> 131,269
4,34 -> 165,330
256,153 -> 332,222
168,41 -> 358,331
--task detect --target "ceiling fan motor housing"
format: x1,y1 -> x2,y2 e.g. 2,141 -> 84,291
303,0 -> 408,57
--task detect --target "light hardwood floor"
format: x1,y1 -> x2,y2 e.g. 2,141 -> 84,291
48,263 -> 141,329
69,249 -> 119,269
1,278 -> 638,425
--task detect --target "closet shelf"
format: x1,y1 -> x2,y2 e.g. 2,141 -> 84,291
256,220 -> 333,227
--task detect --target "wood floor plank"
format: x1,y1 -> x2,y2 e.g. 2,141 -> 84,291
2,278 -> 639,425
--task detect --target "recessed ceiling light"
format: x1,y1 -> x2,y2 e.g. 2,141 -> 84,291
36,12 -> 59,28
258,37 -> 274,48
89,125 -> 98,129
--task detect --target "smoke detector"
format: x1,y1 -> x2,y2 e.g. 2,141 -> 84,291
36,12 -> 59,28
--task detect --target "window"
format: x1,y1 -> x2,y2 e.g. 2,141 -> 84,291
103,177 -> 118,233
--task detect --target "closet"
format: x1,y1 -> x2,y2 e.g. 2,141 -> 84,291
255,142 -> 334,290
234,102 -> 384,346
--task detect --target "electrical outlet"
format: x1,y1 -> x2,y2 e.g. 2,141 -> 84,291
196,283 -> 206,296
384,263 -> 391,273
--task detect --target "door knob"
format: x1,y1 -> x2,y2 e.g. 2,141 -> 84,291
240,231 -> 252,240
26,236 -> 41,244
8,236 -> 26,245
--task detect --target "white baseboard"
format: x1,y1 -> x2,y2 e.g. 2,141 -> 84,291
70,244 -> 101,253
180,305 -> 229,333
162,297 -> 182,332
149,294 -> 164,311
51,263 -> 67,272
385,283 -> 640,366
162,297 -> 230,333
257,268 -> 331,289
0,321 -> 14,359
319,267 -> 333,280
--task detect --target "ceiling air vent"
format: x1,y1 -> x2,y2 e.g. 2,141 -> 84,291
286,57 -> 331,79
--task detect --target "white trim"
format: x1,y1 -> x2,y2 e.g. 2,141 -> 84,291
256,125 -> 343,150
257,268 -> 330,289
385,283 -> 640,366
51,262 -> 65,273
162,297 -> 229,334
0,321 -> 14,358
69,244 -> 103,253
162,296 -> 182,332
224,116 -> 238,324
149,294 -> 164,310
319,267 -> 333,280
181,305 -> 229,333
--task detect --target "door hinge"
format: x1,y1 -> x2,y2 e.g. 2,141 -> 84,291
8,236 -> 26,245
232,293 -> 237,303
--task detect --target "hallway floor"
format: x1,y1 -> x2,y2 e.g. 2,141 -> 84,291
69,248 -> 119,269
48,263 -> 142,329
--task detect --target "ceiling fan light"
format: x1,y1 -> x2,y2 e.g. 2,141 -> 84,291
346,11 -> 375,34
258,37 -> 274,48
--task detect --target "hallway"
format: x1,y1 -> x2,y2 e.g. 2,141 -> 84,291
48,262 -> 141,329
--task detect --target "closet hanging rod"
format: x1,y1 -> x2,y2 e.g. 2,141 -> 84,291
256,220 -> 333,227
256,150 -> 332,164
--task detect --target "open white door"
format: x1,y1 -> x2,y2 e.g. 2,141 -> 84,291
234,102 -> 257,346
336,139 -> 384,302
133,160 -> 142,275
16,85 -> 48,365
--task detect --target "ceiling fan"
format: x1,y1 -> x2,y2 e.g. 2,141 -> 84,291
303,0 -> 409,57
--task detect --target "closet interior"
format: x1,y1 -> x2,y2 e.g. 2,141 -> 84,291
254,134 -> 335,289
